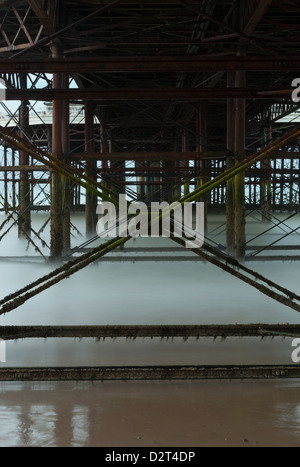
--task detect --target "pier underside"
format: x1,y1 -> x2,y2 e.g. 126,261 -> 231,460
0,0 -> 300,382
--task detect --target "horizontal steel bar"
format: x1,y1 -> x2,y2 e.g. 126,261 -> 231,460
77,246 -> 300,253
1,324 -> 300,340
246,245 -> 300,251
70,151 -> 224,161
68,255 -> 300,262
246,256 -> 300,262
1,56 -> 300,73
0,166 -> 48,171
4,87 -> 291,101
68,256 -> 205,261
0,178 -> 49,182
0,365 -> 299,381
1,255 -> 300,263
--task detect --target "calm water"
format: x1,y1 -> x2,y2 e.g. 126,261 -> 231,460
0,211 -> 300,367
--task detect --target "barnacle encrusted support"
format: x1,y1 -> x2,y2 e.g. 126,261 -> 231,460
50,42 -> 64,260
18,73 -> 31,239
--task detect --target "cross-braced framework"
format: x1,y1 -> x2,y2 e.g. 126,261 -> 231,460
1,0 -> 300,380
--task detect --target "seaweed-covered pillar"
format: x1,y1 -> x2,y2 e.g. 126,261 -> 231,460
85,102 -> 98,236
12,150 -> 16,208
62,73 -> 71,252
50,43 -> 64,260
226,71 -> 235,254
3,146 -> 8,213
18,73 -> 31,238
234,69 -> 246,261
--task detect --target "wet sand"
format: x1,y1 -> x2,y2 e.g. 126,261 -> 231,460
0,379 -> 299,447
1,213 -> 300,447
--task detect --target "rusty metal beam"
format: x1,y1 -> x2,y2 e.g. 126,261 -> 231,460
12,5 -> 34,46
177,0 -> 277,55
0,0 -> 24,8
0,165 -> 48,171
27,0 -> 56,36
68,150 -> 300,162
1,56 -> 300,73
11,0 -> 127,58
69,151 -> 224,161
241,0 -> 273,41
0,148 -> 298,167
3,87 -> 292,101
0,43 -> 30,53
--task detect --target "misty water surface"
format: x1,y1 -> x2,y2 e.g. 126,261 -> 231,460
0,211 -> 300,367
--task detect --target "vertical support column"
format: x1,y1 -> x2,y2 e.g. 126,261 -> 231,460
266,125 -> 272,217
47,125 -> 52,153
18,73 -> 31,238
261,121 -> 272,221
85,102 -> 98,236
12,150 -> 16,209
4,146 -> 8,213
110,130 -> 124,197
280,158 -> 285,211
196,102 -> 208,237
289,156 -> 294,211
62,73 -> 71,252
100,111 -> 110,195
165,158 -> 172,204
151,161 -> 161,201
182,130 -> 189,196
76,171 -> 81,206
234,69 -> 246,261
50,43 -> 63,260
176,138 -> 182,202
171,139 -> 181,203
109,132 -> 117,196
136,161 -> 145,199
226,71 -> 235,254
